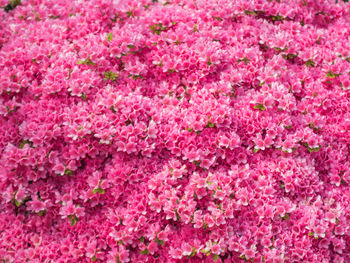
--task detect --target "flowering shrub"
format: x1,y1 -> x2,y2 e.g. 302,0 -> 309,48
1,0 -> 350,262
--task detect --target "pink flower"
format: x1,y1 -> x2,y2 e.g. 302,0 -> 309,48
60,202 -> 76,218
1,1 -> 350,262
118,245 -> 130,263
27,197 -> 47,213
281,139 -> 295,153
15,186 -> 26,201
244,248 -> 255,260
169,247 -> 182,259
325,212 -> 336,224
306,137 -> 319,149
334,225 -> 345,236
314,226 -> 326,238
53,162 -> 66,175
148,241 -> 158,255
182,243 -> 192,256
211,244 -> 221,255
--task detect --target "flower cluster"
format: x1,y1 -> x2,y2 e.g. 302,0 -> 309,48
1,0 -> 350,262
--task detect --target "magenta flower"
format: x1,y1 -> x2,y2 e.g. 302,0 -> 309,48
27,197 -> 47,213
1,0 -> 350,262
313,226 -> 326,239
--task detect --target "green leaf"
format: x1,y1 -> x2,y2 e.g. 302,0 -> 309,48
77,57 -> 96,66
238,57 -> 250,65
175,209 -> 181,221
341,178 -> 346,185
81,93 -> 87,101
305,59 -> 315,67
19,140 -> 32,149
303,142 -> 321,153
15,199 -> 21,207
282,53 -> 297,60
325,71 -> 341,78
308,231 -> 320,239
38,210 -> 47,216
206,121 -> 215,128
207,58 -> 212,66
239,254 -> 248,261
104,71 -> 118,81
191,24 -> 199,33
139,236 -> 145,243
68,215 -> 78,226
92,188 -> 105,194
213,254 -> 219,261
253,103 -> 266,111
270,14 -> 284,21
107,33 -> 113,41
308,146 -> 320,153
64,169 -> 72,175
193,160 -> 201,167
308,123 -> 320,131
4,0 -> 21,12
140,249 -> 150,255
110,12 -> 119,21
125,119 -> 133,126
131,74 -> 142,80
126,10 -> 133,17
91,255 -> 97,262
116,254 -> 121,263
244,10 -> 257,16
280,213 -> 290,220
188,247 -> 197,258
149,23 -> 168,35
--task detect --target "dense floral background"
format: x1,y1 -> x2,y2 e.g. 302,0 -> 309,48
0,0 -> 350,262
